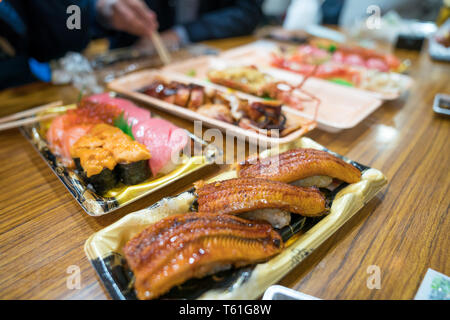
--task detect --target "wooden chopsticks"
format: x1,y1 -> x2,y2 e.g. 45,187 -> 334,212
150,31 -> 172,65
0,101 -> 63,132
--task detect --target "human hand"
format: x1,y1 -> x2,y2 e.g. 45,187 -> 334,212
134,29 -> 182,55
160,29 -> 182,50
97,0 -> 158,37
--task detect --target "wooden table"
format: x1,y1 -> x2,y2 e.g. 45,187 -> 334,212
0,36 -> 448,300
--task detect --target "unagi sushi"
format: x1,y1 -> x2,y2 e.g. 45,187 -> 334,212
71,124 -> 151,194
195,178 -> 326,228
123,212 -> 283,299
238,148 -> 361,185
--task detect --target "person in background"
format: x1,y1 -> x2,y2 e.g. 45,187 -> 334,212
0,0 -> 96,89
98,0 -> 263,52
339,0 -> 441,28
283,0 -> 345,30
0,0 -> 263,90
282,0 -> 441,30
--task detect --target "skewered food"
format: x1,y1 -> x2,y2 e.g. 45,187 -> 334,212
238,148 -> 361,185
71,124 -> 151,194
196,104 -> 234,123
123,212 -> 283,300
207,65 -> 310,110
141,78 -> 302,136
236,100 -> 288,136
195,177 -> 326,218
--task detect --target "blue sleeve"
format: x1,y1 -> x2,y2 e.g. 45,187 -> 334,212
182,0 -> 263,42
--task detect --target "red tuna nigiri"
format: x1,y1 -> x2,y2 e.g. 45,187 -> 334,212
132,118 -> 188,176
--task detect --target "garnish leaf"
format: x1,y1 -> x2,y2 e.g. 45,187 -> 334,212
329,78 -> 354,87
77,85 -> 86,103
186,69 -> 196,77
114,112 -> 135,140
328,44 -> 337,53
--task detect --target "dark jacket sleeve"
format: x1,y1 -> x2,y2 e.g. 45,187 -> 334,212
25,0 -> 96,62
183,0 -> 263,42
0,55 -> 36,89
0,0 -> 97,89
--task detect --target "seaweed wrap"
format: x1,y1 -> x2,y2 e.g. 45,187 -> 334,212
73,157 -> 118,195
116,160 -> 151,185
71,124 -> 151,195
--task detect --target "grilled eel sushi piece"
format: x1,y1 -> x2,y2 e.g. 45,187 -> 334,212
195,178 -> 326,221
123,213 -> 283,300
237,148 -> 361,185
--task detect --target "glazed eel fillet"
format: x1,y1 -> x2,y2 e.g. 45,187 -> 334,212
238,148 -> 361,185
123,213 -> 283,300
195,178 -> 326,220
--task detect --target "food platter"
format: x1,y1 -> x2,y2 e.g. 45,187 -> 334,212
20,99 -> 221,216
215,40 -> 413,101
85,137 -> 387,299
108,70 -> 316,143
163,56 -> 384,132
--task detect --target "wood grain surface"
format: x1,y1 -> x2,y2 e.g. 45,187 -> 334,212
0,36 -> 449,300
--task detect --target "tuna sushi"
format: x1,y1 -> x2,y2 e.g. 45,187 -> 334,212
132,118 -> 189,176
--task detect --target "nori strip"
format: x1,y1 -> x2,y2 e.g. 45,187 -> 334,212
74,158 -> 84,177
73,158 -> 118,195
117,160 -> 151,185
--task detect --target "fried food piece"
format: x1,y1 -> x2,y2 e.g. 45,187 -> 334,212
195,178 -> 326,217
123,213 -> 283,300
186,86 -> 205,110
238,148 -> 361,184
208,66 -> 307,110
196,104 -> 234,123
208,66 -> 272,97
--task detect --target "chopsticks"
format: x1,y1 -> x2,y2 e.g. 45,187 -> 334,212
0,100 -> 63,132
150,31 -> 172,65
